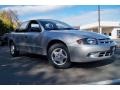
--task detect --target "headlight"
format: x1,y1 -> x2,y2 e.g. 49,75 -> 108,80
86,38 -> 97,45
76,38 -> 97,45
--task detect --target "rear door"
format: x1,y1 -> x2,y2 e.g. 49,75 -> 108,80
14,21 -> 29,51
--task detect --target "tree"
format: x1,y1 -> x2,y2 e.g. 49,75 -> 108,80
0,10 -> 20,35
0,19 -> 4,36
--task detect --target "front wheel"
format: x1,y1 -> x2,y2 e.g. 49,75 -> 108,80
48,43 -> 71,69
9,42 -> 19,57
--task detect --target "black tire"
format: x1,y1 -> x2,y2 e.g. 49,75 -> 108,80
47,43 -> 71,69
9,42 -> 19,57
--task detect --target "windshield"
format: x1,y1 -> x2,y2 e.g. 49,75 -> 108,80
39,20 -> 75,30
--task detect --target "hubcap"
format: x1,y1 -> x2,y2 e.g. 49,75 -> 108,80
51,48 -> 68,65
10,44 -> 15,54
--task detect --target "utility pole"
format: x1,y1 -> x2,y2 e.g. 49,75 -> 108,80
98,5 -> 102,34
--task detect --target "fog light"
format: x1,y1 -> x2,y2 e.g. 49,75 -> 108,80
88,52 -> 99,58
90,54 -> 95,58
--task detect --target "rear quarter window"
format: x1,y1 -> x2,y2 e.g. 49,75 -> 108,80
19,21 -> 29,31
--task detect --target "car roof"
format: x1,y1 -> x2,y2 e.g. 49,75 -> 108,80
26,19 -> 58,22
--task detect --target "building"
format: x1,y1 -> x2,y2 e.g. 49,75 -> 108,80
80,21 -> 120,39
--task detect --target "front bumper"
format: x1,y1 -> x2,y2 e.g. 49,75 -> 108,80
68,44 -> 116,62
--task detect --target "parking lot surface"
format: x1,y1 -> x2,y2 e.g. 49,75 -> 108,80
0,46 -> 120,85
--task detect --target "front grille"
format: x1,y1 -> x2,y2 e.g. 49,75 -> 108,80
98,38 -> 113,44
99,51 -> 113,57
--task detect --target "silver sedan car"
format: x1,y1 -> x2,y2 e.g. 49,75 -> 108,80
9,19 -> 116,68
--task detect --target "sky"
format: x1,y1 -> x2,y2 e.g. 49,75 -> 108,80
0,5 -> 120,26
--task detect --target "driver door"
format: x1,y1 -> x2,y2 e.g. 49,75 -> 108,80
25,20 -> 43,54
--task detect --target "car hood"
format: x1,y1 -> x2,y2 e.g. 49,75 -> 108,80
48,30 -> 109,39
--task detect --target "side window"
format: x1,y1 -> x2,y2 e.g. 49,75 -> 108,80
29,21 -> 41,32
45,23 -> 55,30
56,23 -> 66,28
19,21 -> 29,32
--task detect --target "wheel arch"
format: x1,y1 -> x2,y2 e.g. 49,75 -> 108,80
47,39 -> 68,53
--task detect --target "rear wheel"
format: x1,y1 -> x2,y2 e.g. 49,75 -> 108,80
48,43 -> 71,69
10,42 -> 19,57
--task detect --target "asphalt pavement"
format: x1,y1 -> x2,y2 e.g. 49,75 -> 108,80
0,46 -> 120,85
